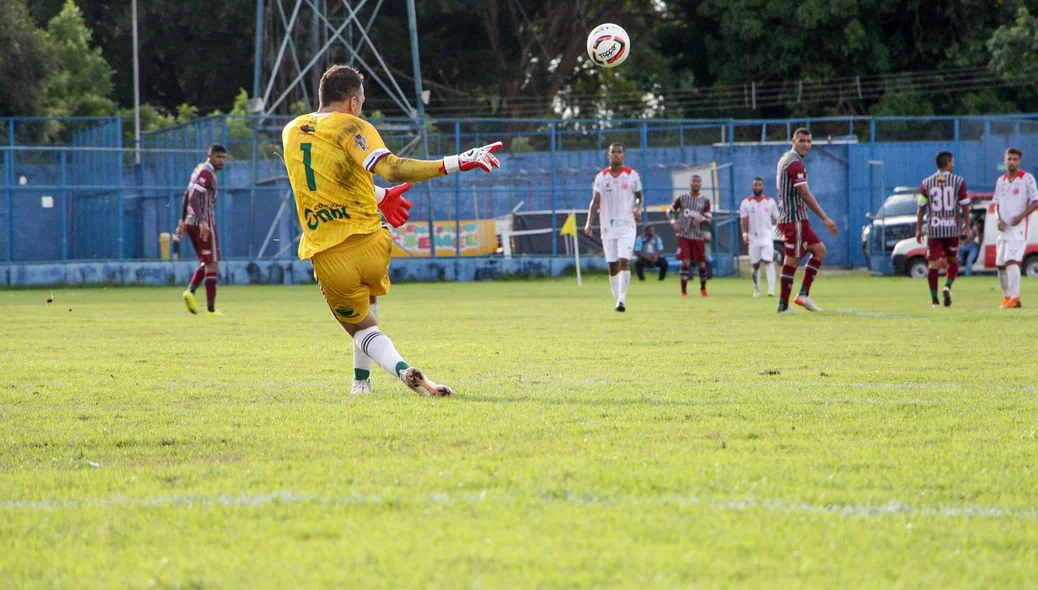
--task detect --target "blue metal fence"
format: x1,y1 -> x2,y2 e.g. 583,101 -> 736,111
2,114 -> 1037,274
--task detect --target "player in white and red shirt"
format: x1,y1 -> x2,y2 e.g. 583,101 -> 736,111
915,151 -> 969,308
584,143 -> 643,312
775,128 -> 838,313
175,144 -> 227,315
739,177 -> 780,297
669,175 -> 713,297
992,147 -> 1038,308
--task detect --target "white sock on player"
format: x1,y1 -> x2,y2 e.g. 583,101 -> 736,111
352,302 -> 378,379
1008,265 -> 1021,298
999,268 -> 1009,296
765,262 -> 776,293
353,325 -> 409,379
609,273 -> 620,303
618,270 -> 630,303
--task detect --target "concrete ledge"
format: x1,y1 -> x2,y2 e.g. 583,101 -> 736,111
2,256 -> 614,287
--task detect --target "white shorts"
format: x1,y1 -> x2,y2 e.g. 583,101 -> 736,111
603,233 -> 636,263
996,238 -> 1026,266
749,240 -> 775,264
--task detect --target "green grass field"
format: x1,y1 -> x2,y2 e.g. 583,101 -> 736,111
2,274 -> 1037,588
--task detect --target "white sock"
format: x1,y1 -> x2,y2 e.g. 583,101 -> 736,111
618,270 -> 630,303
1008,265 -> 1021,298
352,302 -> 378,381
765,262 -> 776,292
353,325 -> 409,380
609,273 -> 620,303
999,269 -> 1008,296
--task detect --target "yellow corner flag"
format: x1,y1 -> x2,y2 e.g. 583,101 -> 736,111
558,212 -> 582,286
559,212 -> 577,236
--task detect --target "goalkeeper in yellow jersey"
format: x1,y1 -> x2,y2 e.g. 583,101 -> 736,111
282,65 -> 502,397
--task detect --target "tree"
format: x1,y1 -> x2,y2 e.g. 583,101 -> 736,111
663,0 -> 1035,117
30,0 -> 257,115
370,1 -> 670,119
41,0 -> 116,118
988,8 -> 1038,84
0,0 -> 54,117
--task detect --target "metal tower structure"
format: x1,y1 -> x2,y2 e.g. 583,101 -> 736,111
251,0 -> 427,120
249,0 -> 434,259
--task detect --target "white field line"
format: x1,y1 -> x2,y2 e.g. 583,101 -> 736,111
832,308 -> 913,318
2,491 -> 1037,520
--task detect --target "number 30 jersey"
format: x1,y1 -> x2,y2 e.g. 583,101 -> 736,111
917,170 -> 968,239
282,111 -> 390,260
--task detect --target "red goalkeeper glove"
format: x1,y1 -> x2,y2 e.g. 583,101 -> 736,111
375,182 -> 413,228
442,142 -> 503,174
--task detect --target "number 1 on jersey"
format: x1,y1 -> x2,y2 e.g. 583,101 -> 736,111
300,143 -> 317,191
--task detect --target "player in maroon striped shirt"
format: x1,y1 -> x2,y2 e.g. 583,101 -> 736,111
176,144 -> 227,315
915,151 -> 969,308
775,129 -> 838,313
669,174 -> 713,297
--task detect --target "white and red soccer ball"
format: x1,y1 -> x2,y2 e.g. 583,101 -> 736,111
586,23 -> 630,68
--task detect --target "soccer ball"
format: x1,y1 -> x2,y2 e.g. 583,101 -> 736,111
586,23 -> 630,68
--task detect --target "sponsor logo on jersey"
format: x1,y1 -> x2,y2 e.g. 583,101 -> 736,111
335,305 -> 358,319
354,133 -> 368,151
303,205 -> 352,230
300,124 -> 314,133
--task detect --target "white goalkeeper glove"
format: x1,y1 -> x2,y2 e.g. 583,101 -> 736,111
442,141 -> 503,175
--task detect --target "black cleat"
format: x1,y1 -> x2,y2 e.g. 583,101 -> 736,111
615,302 -> 626,312
942,286 -> 952,307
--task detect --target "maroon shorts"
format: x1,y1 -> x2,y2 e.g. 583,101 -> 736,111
927,237 -> 959,261
777,220 -> 821,258
676,237 -> 705,262
185,225 -> 221,263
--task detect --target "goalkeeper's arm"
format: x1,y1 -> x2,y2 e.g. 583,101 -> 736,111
371,142 -> 503,184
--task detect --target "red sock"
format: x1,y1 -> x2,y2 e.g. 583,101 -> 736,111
946,261 -> 958,285
189,264 -> 205,292
927,268 -> 938,297
204,271 -> 218,311
800,256 -> 821,296
780,263 -> 796,304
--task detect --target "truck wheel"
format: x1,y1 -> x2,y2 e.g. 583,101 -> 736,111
1024,255 -> 1038,278
908,257 -> 929,279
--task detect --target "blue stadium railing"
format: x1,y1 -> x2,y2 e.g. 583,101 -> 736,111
2,114 -> 1037,276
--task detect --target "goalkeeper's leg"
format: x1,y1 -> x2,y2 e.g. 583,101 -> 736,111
346,314 -> 453,397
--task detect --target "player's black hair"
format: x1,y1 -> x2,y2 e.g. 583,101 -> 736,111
608,142 -> 625,152
209,144 -> 227,154
752,177 -> 764,182
320,65 -> 364,105
690,174 -> 702,180
792,127 -> 811,139
935,151 -> 954,169
1006,147 -> 1023,157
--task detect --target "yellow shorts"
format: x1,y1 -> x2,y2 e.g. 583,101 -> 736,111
310,229 -> 392,324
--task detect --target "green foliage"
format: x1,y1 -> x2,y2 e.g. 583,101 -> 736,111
988,8 -> 1038,83
0,0 -> 55,117
41,0 -> 115,119
117,103 -> 176,143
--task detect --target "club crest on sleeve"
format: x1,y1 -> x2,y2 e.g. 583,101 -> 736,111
354,133 -> 368,151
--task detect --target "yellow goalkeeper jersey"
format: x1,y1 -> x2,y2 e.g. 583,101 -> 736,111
282,111 -> 391,260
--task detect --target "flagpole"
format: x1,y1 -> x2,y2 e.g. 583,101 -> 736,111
574,234 -> 582,286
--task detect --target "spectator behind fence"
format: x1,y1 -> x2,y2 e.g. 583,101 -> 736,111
958,218 -> 983,276
634,225 -> 669,281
